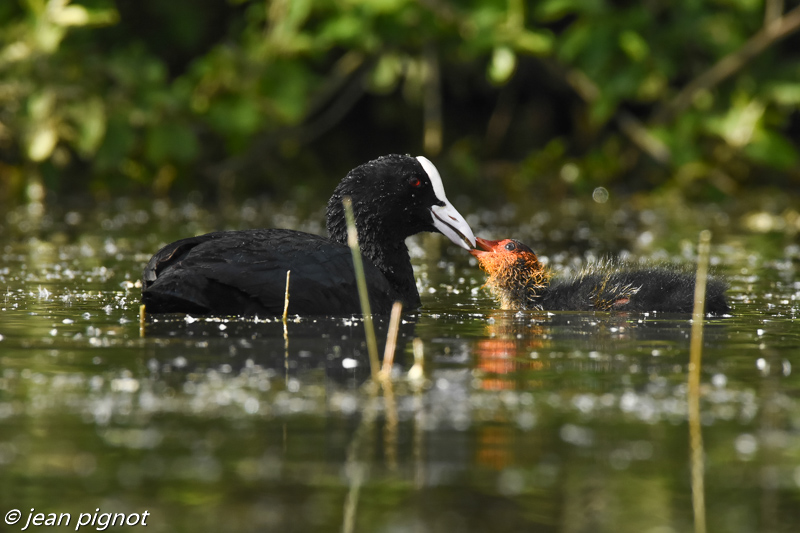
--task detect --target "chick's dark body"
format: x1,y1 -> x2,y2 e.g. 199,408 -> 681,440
539,264 -> 730,315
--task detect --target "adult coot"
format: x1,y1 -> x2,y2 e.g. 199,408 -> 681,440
470,237 -> 730,315
142,154 -> 476,316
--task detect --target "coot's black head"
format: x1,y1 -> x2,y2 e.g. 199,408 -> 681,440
326,154 -> 476,251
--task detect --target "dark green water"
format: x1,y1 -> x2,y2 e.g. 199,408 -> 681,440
1,195 -> 799,532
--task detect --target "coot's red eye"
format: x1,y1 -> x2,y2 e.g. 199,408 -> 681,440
409,177 -> 422,188
504,242 -> 517,251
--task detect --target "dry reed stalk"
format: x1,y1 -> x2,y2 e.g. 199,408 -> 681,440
688,229 -> 711,533
342,197 -> 380,381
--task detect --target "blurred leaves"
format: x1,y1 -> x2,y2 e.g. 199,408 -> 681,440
0,0 -> 798,202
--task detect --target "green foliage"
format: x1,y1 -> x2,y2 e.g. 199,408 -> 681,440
0,0 -> 798,202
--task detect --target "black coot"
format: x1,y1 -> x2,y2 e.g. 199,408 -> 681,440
142,154 -> 476,316
471,238 -> 730,315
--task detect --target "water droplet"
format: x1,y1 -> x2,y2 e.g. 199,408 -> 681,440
734,433 -> 758,457
592,187 -> 609,203
497,469 -> 526,495
244,398 -> 259,414
560,423 -> 594,447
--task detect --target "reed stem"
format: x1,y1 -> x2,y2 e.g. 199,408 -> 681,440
688,229 -> 711,533
342,196 -> 380,381
283,270 -> 291,386
139,304 -> 146,338
282,270 -> 291,324
380,301 -> 403,380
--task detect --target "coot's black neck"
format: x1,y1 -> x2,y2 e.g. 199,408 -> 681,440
326,197 -> 421,309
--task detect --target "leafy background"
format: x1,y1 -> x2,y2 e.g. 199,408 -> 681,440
1,0 -> 799,205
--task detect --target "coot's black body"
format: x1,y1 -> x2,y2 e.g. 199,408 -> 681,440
141,229 -> 400,315
471,238 -> 731,315
142,155 -> 476,316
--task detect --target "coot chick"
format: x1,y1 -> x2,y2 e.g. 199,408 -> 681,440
142,155 -> 476,316
470,238 -> 730,315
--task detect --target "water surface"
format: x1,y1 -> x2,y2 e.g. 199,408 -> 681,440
1,196 -> 799,532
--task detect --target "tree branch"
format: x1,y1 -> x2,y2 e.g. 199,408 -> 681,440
653,4 -> 800,124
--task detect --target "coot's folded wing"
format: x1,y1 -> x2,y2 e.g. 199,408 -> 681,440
142,229 -> 398,316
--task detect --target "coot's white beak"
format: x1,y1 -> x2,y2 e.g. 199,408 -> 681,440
431,201 -> 476,251
416,156 -> 477,251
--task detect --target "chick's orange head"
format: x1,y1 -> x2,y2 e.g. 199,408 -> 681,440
470,238 -> 541,276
